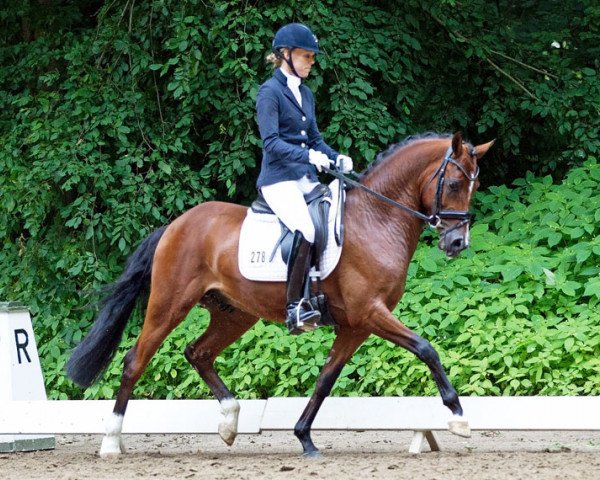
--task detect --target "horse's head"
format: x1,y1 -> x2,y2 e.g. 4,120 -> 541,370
422,132 -> 494,258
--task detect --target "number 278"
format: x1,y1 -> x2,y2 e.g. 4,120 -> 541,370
250,251 -> 266,263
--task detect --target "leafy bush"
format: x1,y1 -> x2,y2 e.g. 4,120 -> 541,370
396,156 -> 600,396
1,1 -> 598,399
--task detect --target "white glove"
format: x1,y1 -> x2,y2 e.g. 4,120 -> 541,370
336,154 -> 353,173
308,149 -> 332,172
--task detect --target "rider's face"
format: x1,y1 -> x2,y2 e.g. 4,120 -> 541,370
284,48 -> 316,78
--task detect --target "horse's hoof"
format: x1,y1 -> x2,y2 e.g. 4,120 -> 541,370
218,398 -> 240,446
303,450 -> 322,459
448,416 -> 471,438
99,436 -> 125,457
99,450 -> 122,458
218,424 -> 237,446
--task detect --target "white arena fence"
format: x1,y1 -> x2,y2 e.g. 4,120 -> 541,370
1,396 -> 599,453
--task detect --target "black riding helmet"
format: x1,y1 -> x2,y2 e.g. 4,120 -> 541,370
272,23 -> 320,77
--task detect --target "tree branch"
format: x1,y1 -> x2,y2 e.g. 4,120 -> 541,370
486,57 -> 539,100
490,49 -> 558,80
429,11 -> 551,98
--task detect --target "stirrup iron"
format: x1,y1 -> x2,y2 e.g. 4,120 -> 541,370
286,299 -> 320,335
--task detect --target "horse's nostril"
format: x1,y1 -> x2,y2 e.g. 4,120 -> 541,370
451,238 -> 464,249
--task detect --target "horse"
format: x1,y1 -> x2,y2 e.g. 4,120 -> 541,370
66,131 -> 494,457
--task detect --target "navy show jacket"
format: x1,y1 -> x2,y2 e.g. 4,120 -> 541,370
256,68 -> 339,188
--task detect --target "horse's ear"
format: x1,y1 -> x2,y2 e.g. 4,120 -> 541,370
451,131 -> 463,156
473,139 -> 495,160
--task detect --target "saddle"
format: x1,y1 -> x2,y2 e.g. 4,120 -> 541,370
250,184 -> 337,327
251,184 -> 332,265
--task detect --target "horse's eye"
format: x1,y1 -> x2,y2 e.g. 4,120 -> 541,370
448,180 -> 460,192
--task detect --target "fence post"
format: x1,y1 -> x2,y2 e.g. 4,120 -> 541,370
0,302 -> 55,452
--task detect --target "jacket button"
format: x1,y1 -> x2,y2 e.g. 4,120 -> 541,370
301,130 -> 306,136
301,143 -> 306,148
302,116 -> 306,121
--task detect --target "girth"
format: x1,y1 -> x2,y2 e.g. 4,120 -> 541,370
251,184 -> 332,264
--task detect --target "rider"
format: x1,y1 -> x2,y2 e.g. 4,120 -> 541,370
256,23 -> 353,335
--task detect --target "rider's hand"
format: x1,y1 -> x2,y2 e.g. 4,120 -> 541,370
309,149 -> 332,172
335,154 -> 353,173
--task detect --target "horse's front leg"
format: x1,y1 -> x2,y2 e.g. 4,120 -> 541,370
369,303 -> 470,438
294,327 -> 369,457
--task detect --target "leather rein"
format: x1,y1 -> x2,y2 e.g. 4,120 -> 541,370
324,146 -> 479,232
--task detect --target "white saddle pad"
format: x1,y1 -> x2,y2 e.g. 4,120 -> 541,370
239,180 -> 344,282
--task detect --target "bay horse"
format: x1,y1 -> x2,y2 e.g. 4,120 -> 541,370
66,131 -> 493,457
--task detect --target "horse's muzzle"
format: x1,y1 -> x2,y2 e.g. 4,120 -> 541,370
438,227 -> 469,258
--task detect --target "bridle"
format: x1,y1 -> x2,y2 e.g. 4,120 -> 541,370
423,145 -> 479,233
324,145 -> 479,234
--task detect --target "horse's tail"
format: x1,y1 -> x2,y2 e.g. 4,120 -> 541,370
66,226 -> 167,388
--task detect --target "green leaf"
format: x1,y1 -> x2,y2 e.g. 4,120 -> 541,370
548,232 -> 562,247
421,257 -> 438,273
583,278 -> 600,298
453,275 -> 471,286
560,281 -> 581,296
501,265 -> 523,282
158,161 -> 172,174
564,337 -> 575,351
543,268 -> 556,285
575,247 -> 591,263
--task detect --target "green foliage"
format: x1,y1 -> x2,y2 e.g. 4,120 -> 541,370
396,157 -> 600,396
0,1 -> 598,400
405,0 -> 600,183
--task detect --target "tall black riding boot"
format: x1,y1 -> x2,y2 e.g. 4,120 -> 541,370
285,231 -> 321,335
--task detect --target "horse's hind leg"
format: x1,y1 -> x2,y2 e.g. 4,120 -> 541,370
369,303 -> 470,437
184,293 -> 259,446
100,280 -> 203,456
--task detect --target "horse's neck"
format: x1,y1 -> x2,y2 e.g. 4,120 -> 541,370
362,142 -> 437,209
345,142 -> 439,279
353,142 -> 438,234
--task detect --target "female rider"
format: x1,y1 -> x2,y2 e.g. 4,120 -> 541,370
255,23 -> 353,335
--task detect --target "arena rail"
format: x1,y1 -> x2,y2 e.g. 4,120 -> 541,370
1,396 -> 599,453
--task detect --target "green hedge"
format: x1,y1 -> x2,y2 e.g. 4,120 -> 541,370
44,158 -> 599,400
1,1 -> 599,400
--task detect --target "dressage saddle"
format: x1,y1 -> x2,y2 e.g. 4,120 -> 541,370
251,184 -> 336,327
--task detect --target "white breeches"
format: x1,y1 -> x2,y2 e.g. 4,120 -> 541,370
261,176 -> 319,243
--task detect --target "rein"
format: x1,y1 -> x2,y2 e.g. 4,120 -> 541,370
324,146 -> 478,230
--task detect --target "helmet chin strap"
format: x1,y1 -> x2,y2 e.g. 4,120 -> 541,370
276,48 -> 301,78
